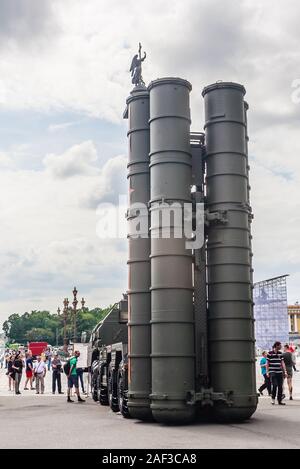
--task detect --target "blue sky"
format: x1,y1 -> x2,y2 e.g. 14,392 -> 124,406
0,0 -> 300,326
0,110 -> 126,169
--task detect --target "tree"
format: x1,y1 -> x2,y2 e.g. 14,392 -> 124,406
2,306 -> 113,345
3,314 -> 24,343
25,327 -> 55,343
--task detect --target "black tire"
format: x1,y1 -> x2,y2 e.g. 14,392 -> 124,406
99,386 -> 109,406
91,372 -> 98,401
108,372 -> 119,412
118,375 -> 131,419
92,380 -> 98,402
91,361 -> 99,402
97,364 -> 109,406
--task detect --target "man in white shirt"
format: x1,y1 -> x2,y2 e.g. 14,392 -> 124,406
34,356 -> 47,394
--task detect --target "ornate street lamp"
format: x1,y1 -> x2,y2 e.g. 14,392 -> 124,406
56,307 -> 61,346
72,287 -> 78,343
63,297 -> 69,353
59,289 -> 86,348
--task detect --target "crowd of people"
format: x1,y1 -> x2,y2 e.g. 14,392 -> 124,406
258,342 -> 298,405
2,342 -> 298,406
2,347 -> 86,403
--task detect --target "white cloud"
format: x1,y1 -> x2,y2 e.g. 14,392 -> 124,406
0,0 -> 57,45
0,152 -> 14,169
44,140 -> 98,178
0,0 -> 298,125
0,143 -> 128,325
0,0 -> 300,324
48,121 -> 81,133
81,154 -> 127,207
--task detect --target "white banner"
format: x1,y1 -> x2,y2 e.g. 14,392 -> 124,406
72,343 -> 89,368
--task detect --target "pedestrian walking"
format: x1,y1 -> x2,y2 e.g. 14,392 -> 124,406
290,346 -> 299,372
258,351 -> 271,396
45,347 -> 52,371
24,351 -> 35,390
76,367 -> 85,394
34,356 -> 47,394
12,352 -> 23,395
0,351 -> 4,368
6,354 -> 15,391
283,344 -> 295,400
4,350 -> 10,369
66,351 -> 85,403
52,353 -> 64,394
267,341 -> 287,405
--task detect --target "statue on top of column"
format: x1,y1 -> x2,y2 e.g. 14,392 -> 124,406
130,43 -> 146,87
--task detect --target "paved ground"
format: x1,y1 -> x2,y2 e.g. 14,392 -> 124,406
0,361 -> 300,449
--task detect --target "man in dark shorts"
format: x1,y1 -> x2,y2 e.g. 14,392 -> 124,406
283,344 -> 294,400
266,341 -> 287,405
67,350 -> 85,403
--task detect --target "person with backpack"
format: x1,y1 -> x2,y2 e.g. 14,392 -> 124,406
65,350 -> 85,403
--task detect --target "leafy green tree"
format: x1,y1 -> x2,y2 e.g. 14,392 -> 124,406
2,305 -> 113,345
3,314 -> 24,343
25,327 -> 55,343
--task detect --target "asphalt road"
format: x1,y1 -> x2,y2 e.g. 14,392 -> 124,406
1,392 -> 300,449
0,364 -> 300,449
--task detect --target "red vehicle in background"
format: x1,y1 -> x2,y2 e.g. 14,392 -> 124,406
28,342 -> 48,359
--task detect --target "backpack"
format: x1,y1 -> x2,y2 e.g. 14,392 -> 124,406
63,359 -> 71,375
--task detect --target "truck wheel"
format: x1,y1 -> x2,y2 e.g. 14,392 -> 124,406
92,380 -> 98,402
99,386 -> 109,406
108,374 -> 119,413
98,368 -> 109,405
91,374 -> 98,401
118,376 -> 131,419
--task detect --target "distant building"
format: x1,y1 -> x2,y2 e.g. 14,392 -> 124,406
253,275 -> 289,351
288,303 -> 300,347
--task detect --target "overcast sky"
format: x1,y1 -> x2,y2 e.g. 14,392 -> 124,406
0,0 -> 299,326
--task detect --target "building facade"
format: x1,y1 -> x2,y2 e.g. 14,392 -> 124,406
288,304 -> 300,347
